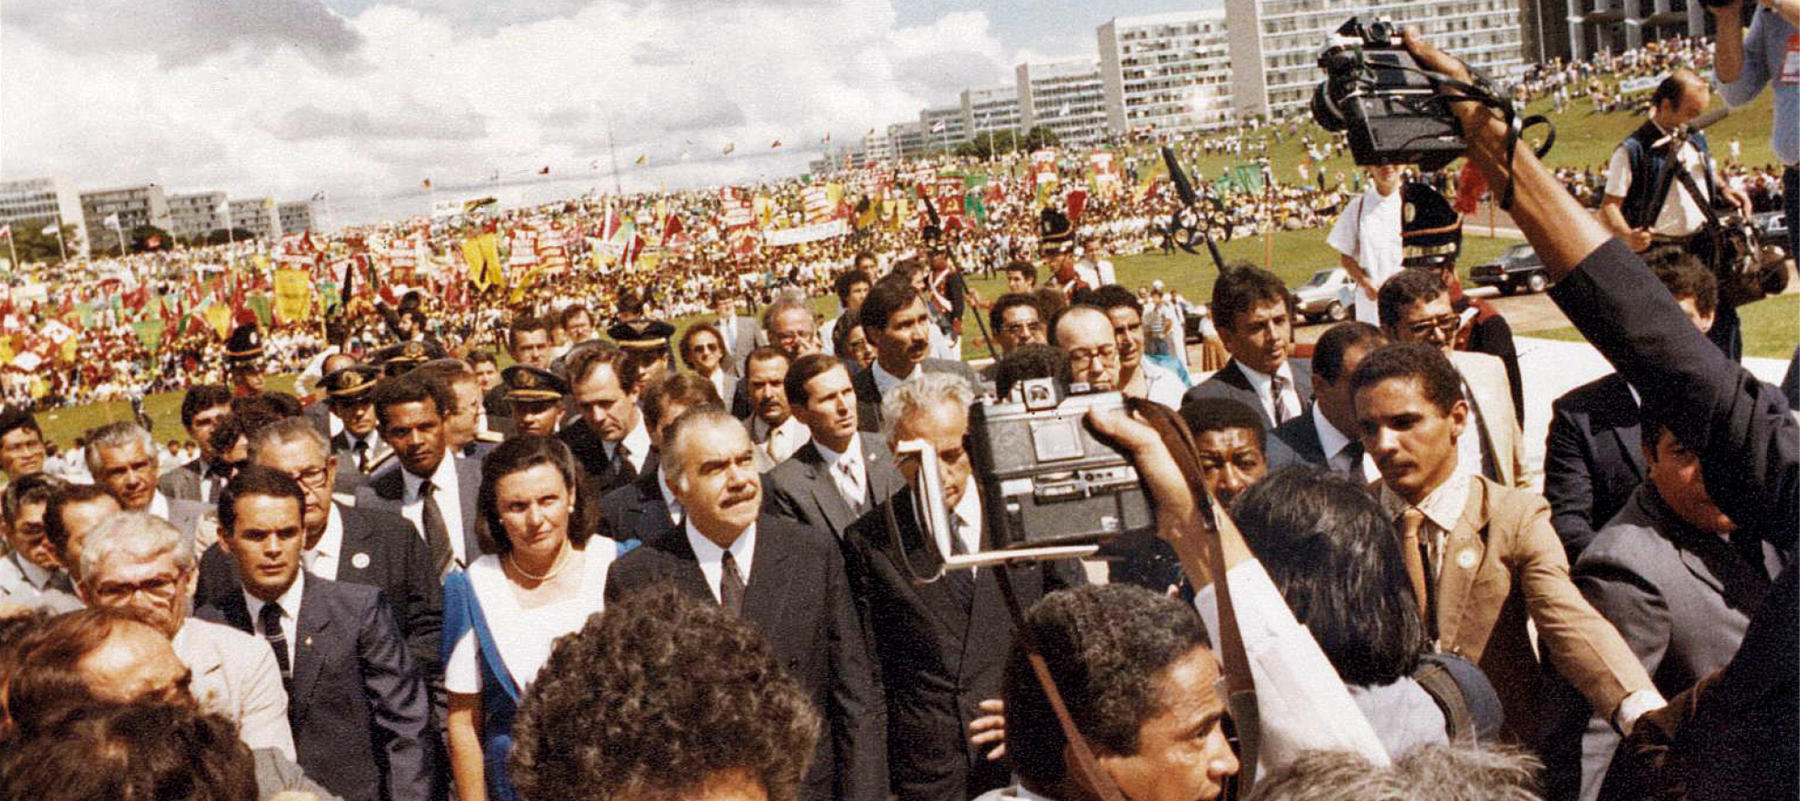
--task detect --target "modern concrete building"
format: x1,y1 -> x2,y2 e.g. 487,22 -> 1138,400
919,106 -> 970,152
80,184 -> 172,243
228,198 -> 280,241
1224,0 -> 1527,121
168,192 -> 228,240
960,85 -> 1021,141
278,201 -> 315,235
0,176 -> 88,256
1016,59 -> 1114,147
1561,0 -> 1704,60
861,128 -> 895,163
1097,10 -> 1237,136
887,121 -> 929,160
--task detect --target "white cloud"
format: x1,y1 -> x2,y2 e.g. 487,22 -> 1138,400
1,0 -> 1027,225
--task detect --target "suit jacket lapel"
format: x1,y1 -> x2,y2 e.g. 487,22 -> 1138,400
1436,477 -> 1492,649
1606,379 -> 1648,480
741,519 -> 795,623
215,589 -> 255,635
457,458 -> 484,560
796,446 -> 857,535
289,593 -> 332,724
657,530 -> 717,600
861,433 -> 905,506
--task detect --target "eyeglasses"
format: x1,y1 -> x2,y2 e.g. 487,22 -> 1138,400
1404,314 -> 1462,341
280,466 -> 330,490
92,570 -> 188,604
688,342 -> 721,354
1066,346 -> 1119,368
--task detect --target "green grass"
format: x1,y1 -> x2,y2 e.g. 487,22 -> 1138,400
1534,292 -> 1799,360
37,375 -> 299,454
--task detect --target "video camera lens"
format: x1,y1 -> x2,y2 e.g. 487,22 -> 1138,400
1310,80 -> 1348,132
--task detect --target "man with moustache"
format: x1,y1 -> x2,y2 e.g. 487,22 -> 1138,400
745,347 -> 810,472
357,375 -> 484,575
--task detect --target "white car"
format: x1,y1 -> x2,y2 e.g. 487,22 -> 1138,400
1292,267 -> 1355,324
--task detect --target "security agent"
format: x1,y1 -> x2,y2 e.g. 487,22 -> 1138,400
500,365 -> 570,438
225,322 -> 268,396
608,318 -> 677,392
371,340 -> 447,378
324,365 -> 391,485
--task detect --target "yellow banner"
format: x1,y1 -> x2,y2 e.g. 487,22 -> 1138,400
274,269 -> 313,323
204,305 -> 232,338
463,233 -> 503,292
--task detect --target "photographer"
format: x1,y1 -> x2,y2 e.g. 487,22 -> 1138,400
1397,26 -> 1795,796
1595,69 -> 1753,360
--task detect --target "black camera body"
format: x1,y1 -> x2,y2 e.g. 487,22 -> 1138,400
967,377 -> 1153,549
1311,18 -> 1468,171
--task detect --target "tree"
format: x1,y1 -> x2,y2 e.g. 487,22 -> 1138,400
200,228 -> 256,246
7,223 -> 78,265
1022,125 -> 1061,151
127,224 -> 175,253
954,129 -> 1025,160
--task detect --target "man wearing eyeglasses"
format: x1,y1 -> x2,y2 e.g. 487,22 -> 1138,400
1050,305 -> 1122,390
193,416 -> 443,680
1378,269 -> 1531,490
77,509 -> 298,761
979,293 -> 1047,384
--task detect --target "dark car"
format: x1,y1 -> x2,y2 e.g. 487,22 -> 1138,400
1753,211 -> 1790,257
1469,243 -> 1551,295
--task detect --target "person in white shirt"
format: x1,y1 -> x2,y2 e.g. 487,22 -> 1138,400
1085,285 -> 1187,408
1327,163 -> 1406,324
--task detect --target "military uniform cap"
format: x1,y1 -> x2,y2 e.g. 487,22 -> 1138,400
225,323 -> 264,368
323,365 -> 381,400
607,319 -> 676,352
372,340 -> 446,375
1038,208 -> 1075,256
502,365 -> 570,402
1400,182 -> 1463,268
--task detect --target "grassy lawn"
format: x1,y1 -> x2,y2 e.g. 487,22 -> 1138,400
1533,293 -> 1799,360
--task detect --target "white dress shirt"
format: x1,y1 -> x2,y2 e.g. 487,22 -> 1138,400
1604,121 -> 1713,237
1326,186 -> 1404,325
1139,360 -> 1189,409
752,415 -> 811,471
1379,469 -> 1471,580
605,418 -> 653,475
656,467 -> 685,527
400,456 -> 469,567
1234,361 -> 1303,426
305,505 -> 346,579
684,519 -> 757,605
148,490 -> 172,520
1312,405 -> 1379,482
244,571 -> 306,670
871,360 -> 919,398
814,437 -> 868,510
949,477 -> 983,558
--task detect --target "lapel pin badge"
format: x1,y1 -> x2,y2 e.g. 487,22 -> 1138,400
351,552 -> 371,569
1456,549 -> 1478,570
305,636 -> 314,647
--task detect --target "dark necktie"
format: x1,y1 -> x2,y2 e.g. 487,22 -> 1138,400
610,442 -> 630,479
1270,374 -> 1291,425
719,550 -> 746,613
420,480 -> 453,574
1340,440 -> 1364,474
258,602 -> 292,691
354,440 -> 370,473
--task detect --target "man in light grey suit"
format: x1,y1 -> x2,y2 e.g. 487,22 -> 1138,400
88,421 -> 212,551
1545,415 -> 1787,801
158,384 -> 235,504
850,275 -> 980,433
1182,265 -> 1313,431
713,289 -> 759,378
767,355 -> 904,540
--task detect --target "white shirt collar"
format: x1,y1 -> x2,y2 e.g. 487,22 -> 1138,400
401,453 -> 455,501
1312,404 -> 1354,462
243,569 -> 306,626
814,435 -> 860,469
1380,469 -> 1471,535
147,491 -> 171,520
683,518 -> 757,604
656,467 -> 684,525
308,505 -> 345,577
12,553 -> 54,589
1234,359 -> 1297,415
871,360 -> 919,396
950,477 -> 983,555
608,417 -> 653,470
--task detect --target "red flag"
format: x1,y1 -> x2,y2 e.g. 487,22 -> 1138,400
662,213 -> 684,241
1067,189 -> 1089,222
538,166 -> 550,175
1454,161 -> 1487,216
0,224 -> 11,240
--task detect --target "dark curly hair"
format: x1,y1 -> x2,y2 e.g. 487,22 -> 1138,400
475,435 -> 593,557
510,583 -> 821,801
0,700 -> 257,801
1003,584 -> 1210,790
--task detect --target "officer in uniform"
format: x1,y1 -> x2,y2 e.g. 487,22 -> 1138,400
1039,208 -> 1082,298
370,340 -> 446,378
223,322 -> 266,396
607,319 -> 677,393
323,364 -> 391,497
499,365 -> 572,438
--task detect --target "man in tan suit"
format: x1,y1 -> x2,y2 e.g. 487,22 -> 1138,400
1350,342 -> 1661,743
1378,269 -> 1532,489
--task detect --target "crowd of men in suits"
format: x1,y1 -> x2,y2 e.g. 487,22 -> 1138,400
0,36 -> 1796,800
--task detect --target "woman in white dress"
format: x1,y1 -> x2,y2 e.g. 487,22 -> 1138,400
442,435 -> 625,801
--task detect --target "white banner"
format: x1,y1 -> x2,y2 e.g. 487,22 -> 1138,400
763,219 -> 849,247
1618,73 -> 1666,94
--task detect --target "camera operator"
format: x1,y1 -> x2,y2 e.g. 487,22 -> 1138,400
1397,27 -> 1795,797
1596,69 -> 1754,360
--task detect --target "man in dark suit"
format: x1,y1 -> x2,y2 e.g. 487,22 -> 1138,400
850,275 -> 980,433
606,409 -> 886,801
712,289 -> 760,378
598,373 -> 724,543
1545,418 -> 1787,801
1543,255 -> 1719,562
159,383 -> 234,504
199,466 -> 438,801
323,365 -> 389,497
481,315 -> 556,420
839,370 -> 1083,800
1182,265 -> 1313,431
194,416 -> 442,678
355,375 -> 484,574
558,343 -> 656,495
1269,321 -> 1386,480
766,354 -> 904,540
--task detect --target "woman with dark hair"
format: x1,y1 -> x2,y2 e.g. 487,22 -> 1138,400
1229,465 -> 1492,757
442,435 -> 624,801
831,309 -> 877,371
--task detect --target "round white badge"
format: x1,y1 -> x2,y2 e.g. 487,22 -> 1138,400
351,552 -> 371,570
1456,549 -> 1478,570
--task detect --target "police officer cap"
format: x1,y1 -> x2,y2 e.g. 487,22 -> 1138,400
607,319 -> 676,352
224,323 -> 264,367
323,365 -> 381,401
1400,182 -> 1463,268
502,365 -> 570,402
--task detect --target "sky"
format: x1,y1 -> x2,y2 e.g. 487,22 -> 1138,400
1,0 -> 1215,226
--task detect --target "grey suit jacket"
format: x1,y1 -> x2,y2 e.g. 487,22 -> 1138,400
765,434 -> 905,540
158,457 -> 206,502
1182,357 -> 1315,431
354,456 -> 486,569
851,359 -> 982,433
717,315 -> 759,377
1554,483 -> 1785,801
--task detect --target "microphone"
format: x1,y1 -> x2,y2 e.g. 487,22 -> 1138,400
1651,106 -> 1730,149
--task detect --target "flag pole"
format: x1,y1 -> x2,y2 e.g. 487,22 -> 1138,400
115,218 -> 126,257
7,233 -> 17,271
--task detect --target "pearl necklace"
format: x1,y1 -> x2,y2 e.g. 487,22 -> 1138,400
507,540 -> 571,583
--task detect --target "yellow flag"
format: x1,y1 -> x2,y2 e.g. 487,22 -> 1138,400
273,269 -> 313,323
204,305 -> 232,337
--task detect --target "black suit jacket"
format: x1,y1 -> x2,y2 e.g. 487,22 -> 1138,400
850,359 -> 982,433
355,457 -> 486,568
198,577 -> 438,801
1182,357 -> 1315,431
1544,373 -> 1647,563
597,467 -> 678,543
558,419 -> 654,497
194,503 -> 443,680
765,434 -> 905,541
1547,238 -> 1797,797
841,488 -> 1084,801
605,516 -> 887,801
